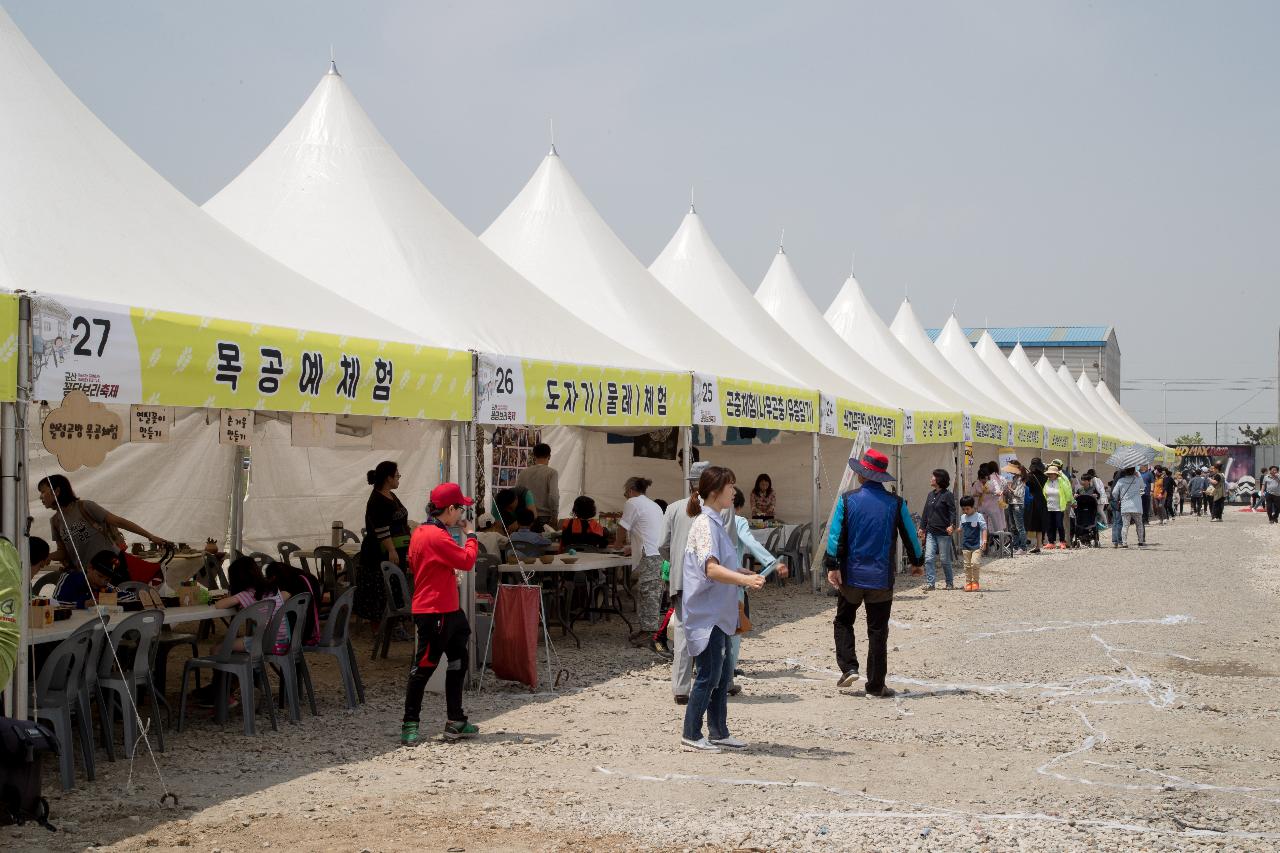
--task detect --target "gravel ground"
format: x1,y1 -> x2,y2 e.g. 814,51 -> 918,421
11,507 -> 1280,852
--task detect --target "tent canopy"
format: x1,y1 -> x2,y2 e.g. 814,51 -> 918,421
934,316 -> 1041,424
204,68 -> 657,369
0,11 -> 400,341
974,331 -> 1077,429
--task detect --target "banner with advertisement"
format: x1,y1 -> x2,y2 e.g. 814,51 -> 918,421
0,294 -> 16,402
477,353 -> 689,428
1011,423 -> 1045,449
819,393 -> 903,444
903,409 -> 963,446
969,414 -> 1008,446
691,372 -> 817,433
30,294 -> 473,421
1047,428 -> 1074,455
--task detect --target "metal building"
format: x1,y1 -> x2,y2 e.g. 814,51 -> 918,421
924,326 -> 1121,393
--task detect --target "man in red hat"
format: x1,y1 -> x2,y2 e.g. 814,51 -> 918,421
400,482 -> 479,745
824,449 -> 923,698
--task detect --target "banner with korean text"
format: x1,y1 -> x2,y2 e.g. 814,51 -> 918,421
1098,435 -> 1120,457
30,295 -> 472,420
1047,428 -> 1074,455
692,373 -> 817,432
902,410 -> 963,445
969,414 -> 1008,446
819,394 -> 903,444
1011,422 -> 1046,449
0,294 -> 16,402
477,353 -> 689,427
1076,432 -> 1098,453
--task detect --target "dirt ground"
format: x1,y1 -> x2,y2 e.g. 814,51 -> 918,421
10,507 -> 1280,852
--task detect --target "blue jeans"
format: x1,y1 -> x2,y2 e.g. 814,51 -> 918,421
682,626 -> 733,742
1110,501 -> 1124,545
924,533 -> 953,586
1010,504 -> 1027,551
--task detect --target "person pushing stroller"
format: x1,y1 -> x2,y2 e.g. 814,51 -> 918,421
1072,472 -> 1102,548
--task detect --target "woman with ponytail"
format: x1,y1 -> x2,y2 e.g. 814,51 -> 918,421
355,461 -> 410,625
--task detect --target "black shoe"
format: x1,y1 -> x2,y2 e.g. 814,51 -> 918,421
923,584 -> 935,592
727,683 -> 742,697
674,694 -> 689,706
836,669 -> 860,689
865,686 -> 898,699
647,638 -> 673,659
733,668 -> 744,677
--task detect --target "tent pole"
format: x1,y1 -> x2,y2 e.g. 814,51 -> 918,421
441,423 -> 452,483
6,296 -> 32,718
811,432 -> 820,593
682,426 -> 693,481
227,446 -> 249,556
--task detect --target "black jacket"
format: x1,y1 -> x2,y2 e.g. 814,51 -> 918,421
920,488 -> 957,535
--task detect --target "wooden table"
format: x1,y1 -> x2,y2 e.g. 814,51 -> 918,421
25,604 -> 225,646
498,555 -> 633,647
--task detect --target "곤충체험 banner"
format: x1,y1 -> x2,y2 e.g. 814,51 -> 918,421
693,372 -> 817,433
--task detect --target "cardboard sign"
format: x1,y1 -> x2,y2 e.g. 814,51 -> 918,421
219,409 -> 252,446
41,389 -> 125,470
291,412 -> 336,448
130,405 -> 174,443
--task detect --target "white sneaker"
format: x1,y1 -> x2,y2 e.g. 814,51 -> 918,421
710,735 -> 748,750
681,736 -> 722,753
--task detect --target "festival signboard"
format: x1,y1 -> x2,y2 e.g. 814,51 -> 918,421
1047,428 -> 1074,455
903,410 -> 963,446
1011,422 -> 1046,449
477,353 -> 689,428
690,373 -> 817,433
31,295 -> 472,421
819,394 -> 903,444
969,414 -> 1009,447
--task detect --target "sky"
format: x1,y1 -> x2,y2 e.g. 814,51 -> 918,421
6,1 -> 1278,442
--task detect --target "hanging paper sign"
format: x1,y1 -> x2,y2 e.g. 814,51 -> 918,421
1098,435 -> 1120,456
41,390 -> 124,470
962,414 -> 972,442
372,417 -> 428,451
830,397 -> 902,444
903,410 -> 962,445
291,413 -> 336,448
1076,432 -> 1098,453
129,405 -> 174,443
29,294 -> 472,421
0,294 -> 18,403
1011,423 -> 1045,449
970,415 -> 1008,446
477,353 -> 688,428
219,410 -> 252,446
819,394 -> 838,437
1047,428 -> 1074,454
691,372 -> 817,432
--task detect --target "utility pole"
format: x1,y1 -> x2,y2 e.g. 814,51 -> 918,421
1162,381 -> 1168,444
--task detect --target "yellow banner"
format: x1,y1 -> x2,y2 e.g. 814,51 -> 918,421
0,295 -> 16,403
970,415 -> 1008,446
1098,435 -> 1120,456
905,410 -> 962,445
478,353 -> 690,427
1076,432 -> 1098,453
693,373 -> 817,432
1047,428 -> 1074,454
1011,422 -> 1045,449
823,395 -> 903,444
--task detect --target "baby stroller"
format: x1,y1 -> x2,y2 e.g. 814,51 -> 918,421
1072,492 -> 1100,548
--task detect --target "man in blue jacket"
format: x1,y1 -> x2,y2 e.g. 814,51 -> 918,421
825,449 -> 924,698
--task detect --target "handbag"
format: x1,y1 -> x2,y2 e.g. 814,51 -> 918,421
735,599 -> 752,635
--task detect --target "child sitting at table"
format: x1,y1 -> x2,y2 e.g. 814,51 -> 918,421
559,496 -> 610,552
213,557 -> 291,654
507,508 -> 551,559
51,549 -> 137,608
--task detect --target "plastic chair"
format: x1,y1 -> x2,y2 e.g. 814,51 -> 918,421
30,620 -> 99,789
77,612 -> 116,762
118,581 -> 198,700
373,563 -> 413,660
264,592 -> 316,723
762,526 -> 785,555
196,553 -> 229,590
99,610 -> 167,756
303,587 -> 364,709
776,524 -> 810,584
277,541 -> 309,573
311,546 -> 355,597
247,551 -> 276,569
177,600 -> 279,736
340,529 -> 361,546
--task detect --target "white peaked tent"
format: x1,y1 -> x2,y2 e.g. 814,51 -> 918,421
823,275 -> 956,410
933,317 -> 1041,424
754,252 -> 940,411
888,301 -> 1019,422
650,207 -> 875,401
1034,355 -> 1101,434
1077,372 -> 1138,442
1054,363 -> 1129,440
205,66 -> 656,369
0,12 -> 405,341
1095,380 -> 1163,447
482,150 -> 791,384
975,332 -> 1079,430
1009,344 -> 1089,433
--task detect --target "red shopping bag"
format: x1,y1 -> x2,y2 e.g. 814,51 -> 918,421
123,553 -> 165,585
491,584 -> 541,690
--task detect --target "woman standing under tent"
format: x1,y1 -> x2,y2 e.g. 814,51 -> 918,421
1004,461 -> 1029,554
749,474 -> 776,520
38,475 -> 171,571
679,466 -> 765,753
1043,465 -> 1074,549
1023,459 -> 1049,554
971,462 -> 1007,539
357,462 -> 411,626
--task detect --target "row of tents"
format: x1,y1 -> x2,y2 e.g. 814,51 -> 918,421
0,8 -> 1167,570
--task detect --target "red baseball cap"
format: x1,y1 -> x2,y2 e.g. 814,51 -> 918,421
429,482 -> 473,508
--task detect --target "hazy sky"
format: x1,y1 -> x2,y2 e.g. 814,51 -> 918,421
7,2 -> 1278,441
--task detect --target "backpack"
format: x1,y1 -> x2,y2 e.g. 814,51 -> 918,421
0,716 -> 58,831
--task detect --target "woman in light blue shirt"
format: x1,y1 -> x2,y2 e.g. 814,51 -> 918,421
725,489 -> 789,695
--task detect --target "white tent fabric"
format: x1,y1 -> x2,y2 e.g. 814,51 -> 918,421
1077,372 -> 1137,442
1009,344 -> 1091,433
1033,355 -> 1103,434
1054,363 -> 1130,440
933,317 -> 1042,424
1094,381 -> 1163,447
0,11 -> 403,341
482,151 -> 793,385
753,252 -> 939,410
974,332 -> 1079,430
887,301 -> 1019,421
649,208 -> 877,401
204,68 -> 657,368
823,276 -> 956,410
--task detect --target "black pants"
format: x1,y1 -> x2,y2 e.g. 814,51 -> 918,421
1191,495 -> 1203,515
833,585 -> 893,692
1267,494 -> 1280,523
1141,494 -> 1151,525
403,610 -> 470,724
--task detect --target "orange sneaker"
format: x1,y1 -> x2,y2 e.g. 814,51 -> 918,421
964,583 -> 975,591
971,583 -> 980,591
1060,543 -> 1069,550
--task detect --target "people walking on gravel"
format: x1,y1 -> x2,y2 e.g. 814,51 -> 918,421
1112,467 -> 1146,547
919,468 -> 956,591
678,466 -> 764,753
1207,464 -> 1228,522
825,449 -> 923,698
726,487 -> 789,696
1189,467 -> 1208,516
958,496 -> 987,591
1152,466 -> 1169,525
1024,458 -> 1049,553
1263,466 -> 1280,524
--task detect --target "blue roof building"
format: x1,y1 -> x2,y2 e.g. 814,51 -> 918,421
924,325 -> 1121,394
